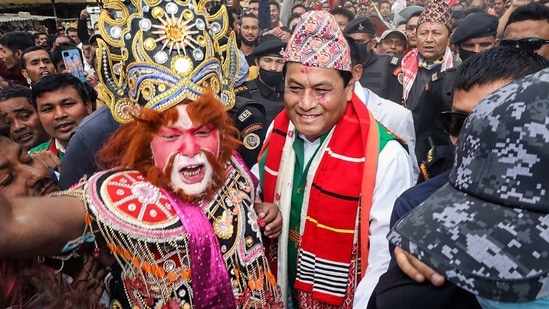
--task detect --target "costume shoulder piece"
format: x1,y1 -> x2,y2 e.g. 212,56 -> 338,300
84,169 -> 185,242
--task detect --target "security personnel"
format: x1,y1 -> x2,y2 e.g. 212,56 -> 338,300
229,84 -> 269,169
240,38 -> 286,124
414,13 -> 498,178
413,68 -> 456,183
451,13 -> 498,61
343,16 -> 403,103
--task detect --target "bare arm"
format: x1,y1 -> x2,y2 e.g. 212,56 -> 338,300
0,195 -> 86,257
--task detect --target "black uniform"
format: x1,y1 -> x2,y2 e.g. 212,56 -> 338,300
412,68 -> 457,168
344,16 -> 404,103
239,79 -> 284,124
230,85 -> 269,169
243,38 -> 287,124
360,53 -> 403,103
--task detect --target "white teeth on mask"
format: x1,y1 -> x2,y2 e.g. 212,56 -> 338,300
182,169 -> 200,177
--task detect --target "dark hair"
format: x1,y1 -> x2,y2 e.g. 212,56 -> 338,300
249,0 -> 259,4
269,1 -> 280,11
505,3 -> 549,32
46,34 -> 57,49
0,32 -> 34,54
19,46 -> 53,70
291,3 -> 307,13
380,0 -> 391,7
454,45 -> 549,92
33,32 -> 47,39
240,13 -> 260,25
288,13 -> 303,32
31,73 -> 91,110
330,7 -> 355,22
52,43 -> 81,67
56,36 -> 76,45
227,6 -> 238,28
257,33 -> 280,45
465,7 -> 485,15
0,85 -> 32,103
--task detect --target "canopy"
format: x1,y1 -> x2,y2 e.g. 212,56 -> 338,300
0,12 -> 56,23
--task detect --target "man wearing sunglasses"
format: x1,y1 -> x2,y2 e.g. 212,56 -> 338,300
501,3 -> 549,59
366,46 -> 549,309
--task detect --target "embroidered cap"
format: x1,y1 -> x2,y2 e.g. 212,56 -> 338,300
389,68 -> 549,303
284,10 -> 351,72
418,0 -> 453,28
95,0 -> 239,123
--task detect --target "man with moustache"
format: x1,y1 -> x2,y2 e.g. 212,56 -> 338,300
0,85 -> 49,150
0,0 -> 283,307
413,12 -> 498,176
239,13 -> 261,66
401,1 -> 459,110
29,73 -> 92,161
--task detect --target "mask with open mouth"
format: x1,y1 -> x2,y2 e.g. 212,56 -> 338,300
163,151 -> 225,203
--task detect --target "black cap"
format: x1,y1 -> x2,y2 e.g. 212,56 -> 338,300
252,38 -> 286,58
343,16 -> 376,35
89,33 -> 102,45
450,13 -> 498,45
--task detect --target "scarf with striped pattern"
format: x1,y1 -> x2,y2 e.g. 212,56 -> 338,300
262,94 -> 378,306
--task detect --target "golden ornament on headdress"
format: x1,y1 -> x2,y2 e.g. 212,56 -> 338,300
95,0 -> 232,123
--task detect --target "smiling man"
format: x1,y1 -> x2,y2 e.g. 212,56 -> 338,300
0,86 -> 49,151
259,10 -> 414,308
29,73 -> 92,160
239,13 -> 261,66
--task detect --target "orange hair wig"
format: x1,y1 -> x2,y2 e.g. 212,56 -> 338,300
98,90 -> 240,194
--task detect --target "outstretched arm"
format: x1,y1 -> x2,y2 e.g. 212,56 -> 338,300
0,195 -> 86,257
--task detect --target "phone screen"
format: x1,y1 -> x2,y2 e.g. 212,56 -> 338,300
62,49 -> 86,83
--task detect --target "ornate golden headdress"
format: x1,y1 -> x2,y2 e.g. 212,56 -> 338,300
96,0 -> 237,123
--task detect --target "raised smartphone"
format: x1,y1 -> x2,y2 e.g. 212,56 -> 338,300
61,48 -> 86,83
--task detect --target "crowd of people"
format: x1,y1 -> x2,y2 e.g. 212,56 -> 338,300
0,0 -> 548,308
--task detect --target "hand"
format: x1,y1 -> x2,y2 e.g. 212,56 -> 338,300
511,0 -> 532,7
394,246 -> 445,286
80,9 -> 90,20
72,257 -> 106,303
254,201 -> 282,239
31,150 -> 61,172
0,76 -> 8,88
